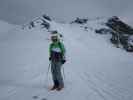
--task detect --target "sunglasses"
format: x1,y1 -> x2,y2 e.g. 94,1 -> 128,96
51,38 -> 58,42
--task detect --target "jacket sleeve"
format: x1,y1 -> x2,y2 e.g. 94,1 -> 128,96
60,42 -> 66,58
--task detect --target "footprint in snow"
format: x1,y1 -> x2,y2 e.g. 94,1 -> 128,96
32,96 -> 47,100
32,96 -> 39,99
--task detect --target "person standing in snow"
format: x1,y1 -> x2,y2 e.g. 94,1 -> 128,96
49,31 -> 66,91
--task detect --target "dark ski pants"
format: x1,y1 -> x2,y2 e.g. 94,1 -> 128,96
51,61 -> 64,87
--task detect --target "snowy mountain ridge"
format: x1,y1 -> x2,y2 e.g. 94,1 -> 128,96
23,15 -> 133,52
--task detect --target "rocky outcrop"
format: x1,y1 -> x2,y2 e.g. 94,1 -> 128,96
96,16 -> 133,52
106,16 -> 133,35
23,14 -> 51,30
71,17 -> 88,24
42,14 -> 52,21
95,28 -> 112,35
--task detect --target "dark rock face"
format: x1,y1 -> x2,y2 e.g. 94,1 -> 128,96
71,17 -> 88,24
42,14 -> 52,21
26,14 -> 51,30
41,19 -> 50,29
95,28 -> 112,35
30,22 -> 35,28
106,16 -> 133,35
28,21 -> 35,29
96,16 -> 133,52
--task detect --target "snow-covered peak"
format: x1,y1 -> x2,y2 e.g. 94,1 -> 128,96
22,14 -> 52,30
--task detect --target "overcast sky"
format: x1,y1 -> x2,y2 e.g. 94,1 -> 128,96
0,0 -> 132,25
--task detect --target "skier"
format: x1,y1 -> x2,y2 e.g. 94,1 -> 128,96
49,31 -> 66,91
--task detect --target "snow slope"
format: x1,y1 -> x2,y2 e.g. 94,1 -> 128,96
0,19 -> 133,100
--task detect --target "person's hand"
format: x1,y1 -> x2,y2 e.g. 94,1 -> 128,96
62,59 -> 66,64
49,57 -> 51,61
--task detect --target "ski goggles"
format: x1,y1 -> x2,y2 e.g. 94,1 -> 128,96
51,36 -> 58,42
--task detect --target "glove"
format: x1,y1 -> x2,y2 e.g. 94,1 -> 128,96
49,57 -> 51,61
61,59 -> 66,64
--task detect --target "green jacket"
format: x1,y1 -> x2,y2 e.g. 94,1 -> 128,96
49,41 -> 66,57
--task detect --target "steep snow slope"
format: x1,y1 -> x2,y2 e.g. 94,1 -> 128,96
0,19 -> 133,100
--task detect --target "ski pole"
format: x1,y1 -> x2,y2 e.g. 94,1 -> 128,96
62,67 -> 65,80
44,62 -> 51,86
47,63 -> 51,77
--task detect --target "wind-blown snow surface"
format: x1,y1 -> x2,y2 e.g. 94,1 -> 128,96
0,20 -> 133,100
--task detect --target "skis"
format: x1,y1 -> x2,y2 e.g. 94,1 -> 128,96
49,86 -> 64,91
